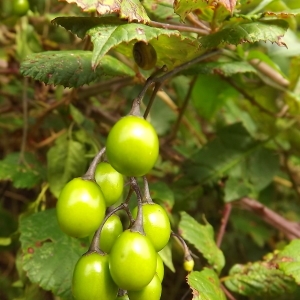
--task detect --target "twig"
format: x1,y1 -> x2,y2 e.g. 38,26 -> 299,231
186,13 -> 211,31
221,284 -> 237,300
235,197 -> 300,240
169,76 -> 197,141
216,203 -> 232,248
31,129 -> 67,148
149,20 -> 210,35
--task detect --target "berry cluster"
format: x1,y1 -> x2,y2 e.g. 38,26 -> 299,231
56,105 -> 192,300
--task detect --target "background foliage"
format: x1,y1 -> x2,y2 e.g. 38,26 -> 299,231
1,0 -> 300,299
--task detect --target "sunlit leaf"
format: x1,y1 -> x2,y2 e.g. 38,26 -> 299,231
62,0 -> 150,23
188,269 -> 226,300
200,20 -> 289,48
179,212 -> 225,273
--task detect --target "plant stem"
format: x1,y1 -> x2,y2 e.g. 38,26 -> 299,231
216,203 -> 232,248
169,76 -> 197,141
235,197 -> 300,240
82,147 -> 106,181
88,203 -> 125,253
142,176 -> 153,203
149,20 -> 210,35
129,177 -> 145,234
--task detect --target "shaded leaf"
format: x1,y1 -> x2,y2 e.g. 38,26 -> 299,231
158,243 -> 175,272
47,134 -> 88,198
150,181 -> 175,210
188,269 -> 226,300
20,51 -> 134,88
143,0 -> 179,22
62,0 -> 150,23
183,61 -> 257,77
200,20 -> 289,48
179,212 -> 225,273
219,0 -> 237,14
19,209 -> 86,299
184,123 -> 260,184
0,152 -> 45,189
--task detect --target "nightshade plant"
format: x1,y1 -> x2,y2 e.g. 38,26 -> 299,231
1,0 -> 300,299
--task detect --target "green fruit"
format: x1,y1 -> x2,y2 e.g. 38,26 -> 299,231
72,252 -> 118,300
183,257 -> 194,272
95,162 -> 124,207
99,214 -> 123,253
109,230 -> 157,291
106,115 -> 159,177
127,274 -> 162,300
132,203 -> 171,251
56,178 -> 106,238
12,0 -> 29,16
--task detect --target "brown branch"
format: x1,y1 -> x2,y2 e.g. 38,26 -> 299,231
221,284 -> 237,300
216,203 -> 232,248
149,20 -> 210,35
234,197 -> 300,240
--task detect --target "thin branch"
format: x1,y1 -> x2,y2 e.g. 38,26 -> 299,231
216,203 -> 232,248
235,197 -> 300,240
221,284 -> 237,300
149,20 -> 210,35
186,13 -> 211,31
169,76 -> 197,140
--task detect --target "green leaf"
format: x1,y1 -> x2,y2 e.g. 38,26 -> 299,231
149,181 -> 175,210
184,123 -> 259,184
19,209 -> 86,299
47,134 -> 88,198
183,61 -> 257,77
277,239 -> 300,284
62,0 -> 150,23
143,0 -> 180,22
188,269 -> 226,300
173,0 -> 215,21
53,17 -> 202,70
224,259 -> 297,296
0,237 -> 11,246
191,74 -> 239,119
158,243 -> 175,272
20,51 -> 134,88
179,212 -> 225,273
200,20 -> 289,48
0,152 -> 45,189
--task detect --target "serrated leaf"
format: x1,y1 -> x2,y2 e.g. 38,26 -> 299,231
53,17 -> 202,70
62,0 -> 150,23
184,123 -> 259,184
20,51 -> 134,88
200,20 -> 289,48
224,260 -> 297,296
188,269 -> 226,300
47,134 -> 88,198
0,152 -> 45,189
143,0 -> 179,22
277,239 -> 300,284
19,209 -> 86,299
179,212 -> 225,273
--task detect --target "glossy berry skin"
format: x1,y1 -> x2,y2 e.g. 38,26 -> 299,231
56,178 -> 106,238
156,253 -> 164,282
72,252 -> 118,300
109,230 -> 157,291
12,0 -> 29,16
132,203 -> 171,251
106,115 -> 159,177
95,162 -> 124,207
99,214 -> 123,253
184,257 -> 195,272
127,274 -> 162,300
